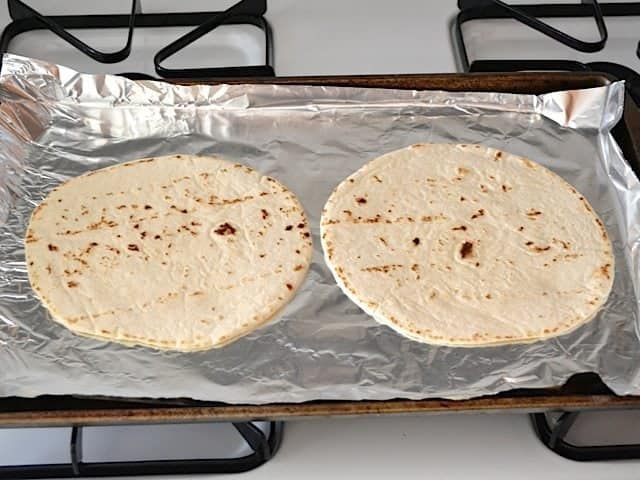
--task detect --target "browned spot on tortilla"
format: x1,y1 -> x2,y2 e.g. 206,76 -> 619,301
471,209 -> 485,219
600,263 -> 612,279
373,175 -> 383,183
261,209 -> 269,219
485,294 -> 492,299
411,264 -> 420,279
495,151 -> 502,159
526,209 -> 542,217
214,223 -> 236,235
107,246 -> 120,255
413,237 -> 420,246
460,241 -> 473,259
532,245 -> 551,253
170,205 -> 188,214
285,225 -> 293,231
286,283 -> 293,291
523,159 -> 536,168
293,264 -> 304,271
502,184 -> 512,192
46,265 -> 52,274
82,218 -> 119,232
518,226 -> 524,232
348,178 -> 355,183
356,197 -> 367,204
303,232 -> 310,238
452,225 -> 467,231
67,281 -> 78,288
480,184 -> 488,193
343,210 -> 353,217
48,244 -> 58,251
459,196 -> 466,202
295,249 -> 301,254
553,238 -> 570,249
127,244 -> 139,252
579,196 -> 593,213
362,264 -> 403,273
144,205 -> 152,210
140,231 -> 147,239
352,216 -> 382,224
379,237 -> 388,246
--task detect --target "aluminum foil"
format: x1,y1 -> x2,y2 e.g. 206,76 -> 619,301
0,53 -> 639,403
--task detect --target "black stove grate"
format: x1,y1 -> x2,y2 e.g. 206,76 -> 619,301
453,1 -> 640,107
531,412 -> 640,461
0,421 -> 284,478
458,0 -> 609,56
0,0 -> 274,80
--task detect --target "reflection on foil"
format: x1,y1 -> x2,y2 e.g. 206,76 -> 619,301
0,54 -> 638,403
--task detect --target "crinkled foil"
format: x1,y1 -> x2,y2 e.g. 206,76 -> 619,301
0,54 -> 638,403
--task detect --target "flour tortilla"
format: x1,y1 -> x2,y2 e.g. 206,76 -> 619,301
25,154 -> 313,351
321,143 -> 614,346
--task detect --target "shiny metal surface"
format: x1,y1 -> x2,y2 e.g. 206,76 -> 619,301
0,54 -> 637,403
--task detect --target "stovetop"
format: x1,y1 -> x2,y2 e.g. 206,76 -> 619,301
1,1 -> 640,479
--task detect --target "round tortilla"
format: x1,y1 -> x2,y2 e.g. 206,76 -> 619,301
320,143 -> 614,346
25,154 -> 313,351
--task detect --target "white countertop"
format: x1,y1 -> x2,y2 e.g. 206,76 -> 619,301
0,1 -> 638,479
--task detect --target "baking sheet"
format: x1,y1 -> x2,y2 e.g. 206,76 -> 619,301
0,54 -> 639,403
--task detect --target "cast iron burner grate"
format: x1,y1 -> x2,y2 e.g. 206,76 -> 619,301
453,1 -> 640,107
0,421 -> 284,478
0,0 -> 274,80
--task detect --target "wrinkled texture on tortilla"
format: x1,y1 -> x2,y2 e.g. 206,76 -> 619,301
25,154 -> 313,351
321,143 -> 614,346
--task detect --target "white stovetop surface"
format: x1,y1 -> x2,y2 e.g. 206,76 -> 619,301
0,1 -> 639,478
